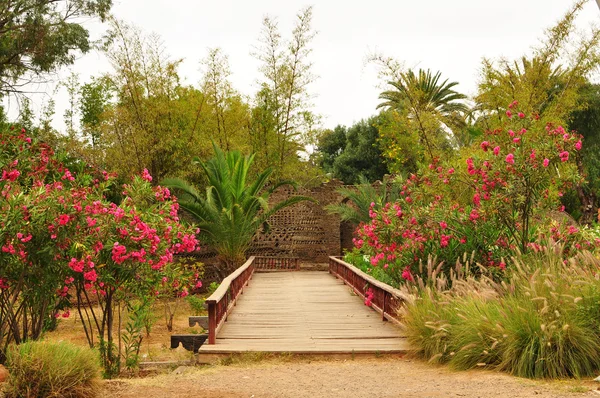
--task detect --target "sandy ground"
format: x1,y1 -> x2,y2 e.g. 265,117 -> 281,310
101,357 -> 599,398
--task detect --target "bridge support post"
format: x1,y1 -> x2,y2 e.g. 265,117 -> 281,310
208,302 -> 216,344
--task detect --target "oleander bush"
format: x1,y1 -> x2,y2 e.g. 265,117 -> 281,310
3,341 -> 100,398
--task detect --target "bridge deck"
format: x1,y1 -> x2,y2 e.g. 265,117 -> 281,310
199,271 -> 408,354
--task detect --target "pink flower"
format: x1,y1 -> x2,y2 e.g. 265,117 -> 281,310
575,140 -> 582,151
401,268 -> 413,282
57,214 -> 70,226
84,270 -> 97,282
518,112 -> 525,119
439,221 -> 448,229
440,235 -> 451,248
493,146 -> 500,156
529,150 -> 536,160
69,258 -> 84,273
513,137 -> 521,144
1,169 -> 20,182
506,110 -> 512,118
62,170 -> 75,181
447,168 -> 455,174
505,153 -> 515,165
480,141 -> 490,151
559,151 -> 569,162
141,168 -> 153,182
543,158 -> 550,167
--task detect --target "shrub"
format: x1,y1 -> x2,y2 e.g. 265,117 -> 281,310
186,294 -> 206,316
3,341 -> 100,398
401,244 -> 600,378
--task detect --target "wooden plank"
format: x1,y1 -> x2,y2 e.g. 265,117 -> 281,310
198,271 -> 408,354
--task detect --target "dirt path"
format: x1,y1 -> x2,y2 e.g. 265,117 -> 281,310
102,357 -> 598,398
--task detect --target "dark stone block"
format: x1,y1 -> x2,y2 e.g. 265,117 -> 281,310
171,334 -> 208,353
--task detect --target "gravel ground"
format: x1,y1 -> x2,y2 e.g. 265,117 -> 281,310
101,357 -> 599,398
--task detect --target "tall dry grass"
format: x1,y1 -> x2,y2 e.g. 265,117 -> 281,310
400,244 -> 600,378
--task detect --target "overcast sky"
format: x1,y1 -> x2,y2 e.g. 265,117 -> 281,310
5,0 -> 600,131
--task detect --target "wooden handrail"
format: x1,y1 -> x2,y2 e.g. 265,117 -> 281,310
205,256 -> 256,344
328,256 -> 408,324
253,256 -> 300,271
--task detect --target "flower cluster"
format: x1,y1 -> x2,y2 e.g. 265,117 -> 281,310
351,102 -> 590,287
0,127 -> 201,320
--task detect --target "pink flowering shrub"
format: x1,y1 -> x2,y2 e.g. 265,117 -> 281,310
351,102 -> 592,285
0,127 -> 200,375
352,174 -> 513,285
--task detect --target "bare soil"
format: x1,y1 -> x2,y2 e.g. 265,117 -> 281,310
100,357 -> 599,398
44,298 -> 202,362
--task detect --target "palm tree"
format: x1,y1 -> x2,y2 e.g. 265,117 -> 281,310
162,145 -> 312,277
325,175 -> 400,225
378,69 -> 468,159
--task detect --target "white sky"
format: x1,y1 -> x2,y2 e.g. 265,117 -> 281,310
5,0 -> 600,131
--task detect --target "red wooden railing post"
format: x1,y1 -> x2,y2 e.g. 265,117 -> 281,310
208,301 -> 216,344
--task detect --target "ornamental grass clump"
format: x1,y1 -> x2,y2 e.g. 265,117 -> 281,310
401,244 -> 600,378
3,340 -> 100,398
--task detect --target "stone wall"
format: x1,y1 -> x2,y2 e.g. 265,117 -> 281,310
249,180 -> 346,263
193,180 -> 356,286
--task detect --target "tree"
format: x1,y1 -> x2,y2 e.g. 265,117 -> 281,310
377,68 -> 468,162
316,125 -> 346,174
567,83 -> 600,222
472,0 -> 600,224
93,20 -> 211,181
79,76 -> 112,148
0,0 -> 112,96
474,0 -> 600,131
251,6 -> 318,178
62,71 -> 80,138
162,145 -> 312,277
317,116 -> 389,184
200,48 -> 250,153
0,126 -> 200,373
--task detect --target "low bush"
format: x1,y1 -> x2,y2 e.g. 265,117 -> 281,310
401,244 -> 600,378
3,340 -> 100,398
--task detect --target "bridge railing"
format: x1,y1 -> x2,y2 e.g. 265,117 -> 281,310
253,256 -> 300,271
204,255 -> 301,344
205,256 -> 256,344
328,256 -> 407,324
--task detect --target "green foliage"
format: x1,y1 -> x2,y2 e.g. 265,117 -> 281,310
121,298 -> 152,373
377,68 -> 468,163
316,116 -> 389,184
566,83 -> 600,222
4,341 -> 100,397
163,145 -> 312,276
343,249 -> 397,287
207,281 -> 220,294
0,0 -> 112,96
326,175 -> 399,225
186,295 -> 206,316
79,77 -> 112,147
474,1 -> 600,132
401,245 -> 600,378
251,7 -> 319,180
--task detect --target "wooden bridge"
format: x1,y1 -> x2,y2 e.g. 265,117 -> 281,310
173,257 -> 409,355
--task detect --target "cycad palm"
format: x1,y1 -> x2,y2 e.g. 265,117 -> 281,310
162,145 -> 311,276
325,175 -> 400,225
378,69 -> 468,159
